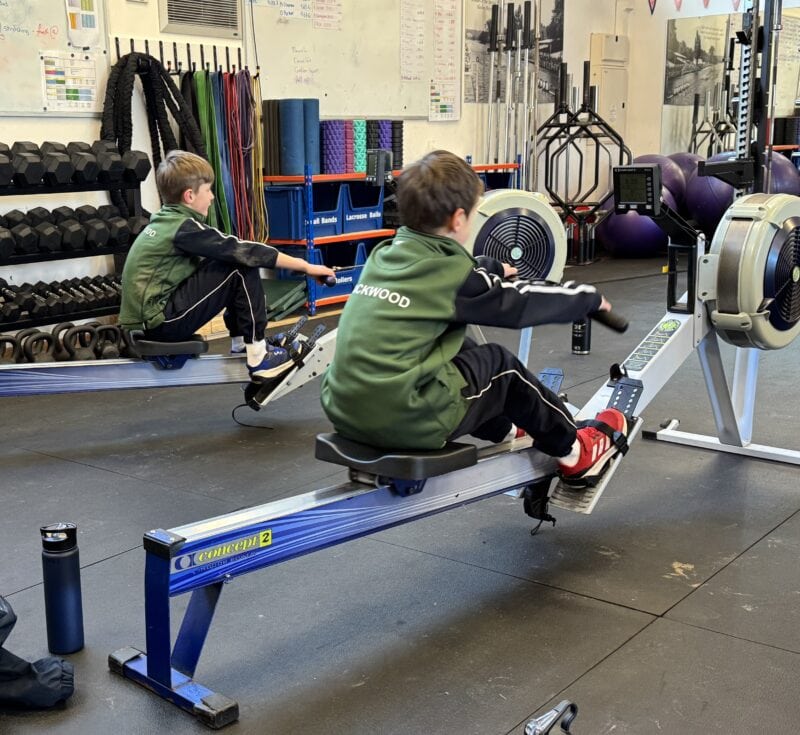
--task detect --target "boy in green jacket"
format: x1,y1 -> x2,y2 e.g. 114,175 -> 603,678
321,150 -> 626,485
119,150 -> 335,380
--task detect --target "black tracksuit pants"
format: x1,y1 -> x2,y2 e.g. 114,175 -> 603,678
449,339 -> 577,457
144,260 -> 267,344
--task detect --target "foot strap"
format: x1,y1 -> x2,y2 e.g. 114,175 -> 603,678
575,418 -> 630,456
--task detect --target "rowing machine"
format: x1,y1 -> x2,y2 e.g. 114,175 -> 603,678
110,184 -> 800,727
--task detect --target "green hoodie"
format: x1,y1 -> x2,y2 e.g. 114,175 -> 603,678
119,204 -> 205,331
321,227 -> 475,450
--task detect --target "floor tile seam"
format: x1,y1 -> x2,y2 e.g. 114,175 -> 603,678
504,616 -> 661,735
660,615 -> 800,656
659,506 -> 800,619
5,545 -> 143,599
364,537 -> 660,618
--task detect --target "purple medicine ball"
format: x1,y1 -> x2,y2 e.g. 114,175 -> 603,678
596,187 -> 678,257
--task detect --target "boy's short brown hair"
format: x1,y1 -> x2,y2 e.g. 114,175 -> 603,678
397,150 -> 483,234
156,150 -> 215,204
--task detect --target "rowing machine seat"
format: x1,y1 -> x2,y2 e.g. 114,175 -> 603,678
315,433 -> 477,480
126,331 -> 209,357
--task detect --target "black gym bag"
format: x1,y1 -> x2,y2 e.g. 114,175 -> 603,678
0,595 -> 74,709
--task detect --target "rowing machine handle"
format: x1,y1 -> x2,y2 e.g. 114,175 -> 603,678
590,309 -> 628,333
322,275 -> 337,287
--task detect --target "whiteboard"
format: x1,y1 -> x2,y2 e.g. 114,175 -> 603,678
249,0 -> 436,118
0,0 -> 109,115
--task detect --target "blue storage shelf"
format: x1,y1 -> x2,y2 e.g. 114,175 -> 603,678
265,182 -> 344,240
342,181 -> 384,233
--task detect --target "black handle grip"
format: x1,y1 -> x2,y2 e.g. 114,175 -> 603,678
590,309 -> 629,333
558,62 -> 568,108
523,1 -> 532,49
582,60 -> 591,109
692,93 -> 700,124
505,3 -> 515,51
322,275 -> 337,287
489,4 -> 499,52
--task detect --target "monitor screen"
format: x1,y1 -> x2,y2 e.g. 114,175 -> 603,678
617,171 -> 649,204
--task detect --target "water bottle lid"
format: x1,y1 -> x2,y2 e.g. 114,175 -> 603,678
40,523 -> 78,552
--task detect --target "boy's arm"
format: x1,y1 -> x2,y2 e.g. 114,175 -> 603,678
453,265 -> 602,328
174,220 -> 335,279
174,219 -> 281,267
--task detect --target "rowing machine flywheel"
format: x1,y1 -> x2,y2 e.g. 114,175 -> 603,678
709,193 -> 800,350
463,189 -> 567,282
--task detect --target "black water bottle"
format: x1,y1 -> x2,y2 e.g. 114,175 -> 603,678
41,523 -> 84,654
571,318 -> 591,355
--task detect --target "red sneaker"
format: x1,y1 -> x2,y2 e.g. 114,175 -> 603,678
558,408 -> 628,484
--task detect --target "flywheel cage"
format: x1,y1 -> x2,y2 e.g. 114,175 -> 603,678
473,208 -> 555,281
764,221 -> 800,331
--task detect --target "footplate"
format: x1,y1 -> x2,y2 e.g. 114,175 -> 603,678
550,417 -> 643,514
244,326 -> 333,410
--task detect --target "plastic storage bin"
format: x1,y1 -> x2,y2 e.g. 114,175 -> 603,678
342,181 -> 384,233
264,182 -> 344,240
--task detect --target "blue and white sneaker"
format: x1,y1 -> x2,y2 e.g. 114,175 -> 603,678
248,347 -> 293,380
267,331 -> 301,352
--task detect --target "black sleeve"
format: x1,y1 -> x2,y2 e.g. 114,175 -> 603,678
173,219 -> 280,268
474,255 -> 505,277
453,266 -> 603,328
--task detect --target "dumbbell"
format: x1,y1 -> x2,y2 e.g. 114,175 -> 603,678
52,206 -> 76,224
65,142 -> 100,184
33,281 -> 76,314
4,209 -> 27,228
74,204 -> 98,223
97,204 -> 121,220
106,217 -> 131,248
0,297 -> 21,322
17,284 -> 61,317
76,276 -> 116,306
122,150 -> 152,182
9,223 -> 37,254
33,222 -> 61,253
83,219 -> 110,249
39,142 -> 76,186
49,281 -> 89,311
0,228 -> 15,262
57,219 -> 86,251
26,206 -> 52,226
0,151 -> 12,187
128,215 -> 149,237
11,142 -> 45,186
91,141 -> 124,183
66,277 -> 112,307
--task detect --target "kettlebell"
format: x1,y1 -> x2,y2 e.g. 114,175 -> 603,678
0,335 -> 20,364
23,333 -> 56,363
15,328 -> 43,364
80,321 -> 103,349
95,325 -> 121,359
51,323 -> 75,362
63,326 -> 98,361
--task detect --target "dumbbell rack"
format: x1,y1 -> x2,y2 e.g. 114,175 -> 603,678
0,180 -> 143,331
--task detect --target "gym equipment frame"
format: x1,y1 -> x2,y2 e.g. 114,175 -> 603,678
109,177 -> 800,727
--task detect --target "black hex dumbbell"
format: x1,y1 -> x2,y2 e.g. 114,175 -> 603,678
57,219 -> 86,251
33,281 -> 76,314
66,142 -> 100,184
128,215 -> 149,237
52,206 -> 76,224
78,276 -> 116,306
66,277 -> 108,307
0,279 -> 34,312
91,141 -> 124,184
26,206 -> 53,227
74,204 -> 98,223
49,281 -> 88,311
0,297 -> 21,322
33,222 -> 62,253
0,152 -> 12,187
10,223 -> 37,254
38,142 -> 75,185
4,209 -> 27,228
83,219 -> 110,250
122,150 -> 152,182
19,284 -> 61,317
0,228 -> 15,262
106,217 -> 131,248
11,142 -> 44,187
97,204 -> 121,220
